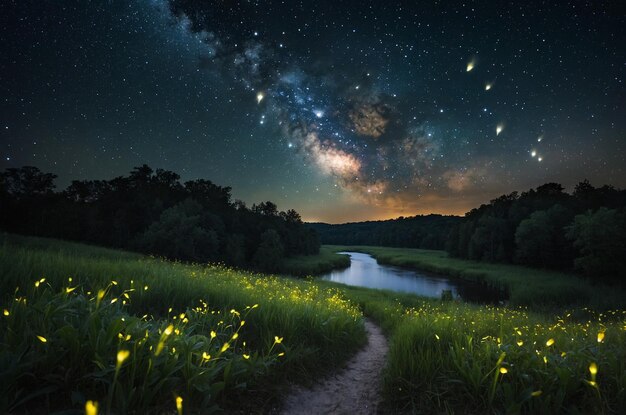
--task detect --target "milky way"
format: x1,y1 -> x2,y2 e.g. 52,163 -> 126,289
1,0 -> 625,222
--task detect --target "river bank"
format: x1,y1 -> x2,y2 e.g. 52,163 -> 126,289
324,245 -> 626,310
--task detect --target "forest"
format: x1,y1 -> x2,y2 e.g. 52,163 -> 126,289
312,181 -> 626,284
309,215 -> 461,250
0,165 -> 319,272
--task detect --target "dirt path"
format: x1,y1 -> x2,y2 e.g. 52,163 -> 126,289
280,319 -> 388,415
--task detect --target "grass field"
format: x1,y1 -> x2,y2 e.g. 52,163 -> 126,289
2,235 -> 625,414
326,245 -> 626,310
318,281 -> 626,414
0,234 -> 365,414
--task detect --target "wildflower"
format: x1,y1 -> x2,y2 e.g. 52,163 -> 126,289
85,400 -> 98,415
435,334 -> 440,340
597,331 -> 605,343
202,352 -> 211,361
278,352 -> 285,357
117,350 -> 130,367
37,335 -> 47,343
589,362 -> 598,376
210,331 -> 217,339
175,395 -> 183,415
164,324 -> 174,335
546,338 -> 555,347
516,340 -> 523,346
243,354 -> 250,359
274,336 -> 283,344
531,390 -> 542,397
65,287 -> 76,293
240,320 -> 246,327
3,309 -> 9,316
499,367 -> 508,374
221,342 -> 230,352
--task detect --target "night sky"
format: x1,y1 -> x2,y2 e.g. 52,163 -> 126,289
2,1 -> 625,223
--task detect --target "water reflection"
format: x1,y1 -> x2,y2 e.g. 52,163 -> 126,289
320,252 -> 505,302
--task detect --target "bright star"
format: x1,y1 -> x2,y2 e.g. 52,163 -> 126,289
485,83 -> 492,91
314,110 -> 324,118
496,124 -> 504,135
256,92 -> 264,103
531,150 -> 537,157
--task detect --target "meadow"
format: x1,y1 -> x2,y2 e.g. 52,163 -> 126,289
320,283 -> 626,413
1,235 -> 625,414
0,234 -> 365,414
326,245 -> 626,310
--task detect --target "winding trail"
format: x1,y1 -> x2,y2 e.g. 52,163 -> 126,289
281,320 -> 388,415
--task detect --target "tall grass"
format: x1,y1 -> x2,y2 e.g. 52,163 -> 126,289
318,281 -> 626,414
0,234 -> 365,413
280,246 -> 350,276
327,245 -> 626,309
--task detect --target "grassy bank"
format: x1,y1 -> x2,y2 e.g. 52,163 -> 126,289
326,245 -> 626,309
318,281 -> 626,414
280,246 -> 350,276
0,234 -> 365,414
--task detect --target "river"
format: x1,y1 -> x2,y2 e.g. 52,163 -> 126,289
320,252 -> 505,302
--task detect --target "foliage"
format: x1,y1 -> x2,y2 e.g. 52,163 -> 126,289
0,165 -> 320,271
0,234 -> 365,413
567,208 -> 626,282
308,214 -> 461,250
447,181 -> 626,284
281,246 -> 351,276
514,205 -> 574,268
253,229 -> 285,272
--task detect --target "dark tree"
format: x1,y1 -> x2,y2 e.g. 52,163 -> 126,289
253,229 -> 284,272
567,208 -> 626,282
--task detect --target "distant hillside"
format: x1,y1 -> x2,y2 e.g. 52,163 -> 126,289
308,214 -> 462,250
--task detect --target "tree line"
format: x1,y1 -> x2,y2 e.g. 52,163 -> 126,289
311,181 -> 626,284
308,215 -> 461,250
0,165 -> 319,272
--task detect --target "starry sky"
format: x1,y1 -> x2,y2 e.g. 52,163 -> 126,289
2,0 -> 625,223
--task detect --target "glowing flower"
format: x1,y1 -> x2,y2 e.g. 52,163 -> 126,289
274,336 -> 283,344
499,367 -> 508,374
589,362 -> 598,376
175,395 -> 183,415
545,338 -> 555,347
597,331 -> 605,343
37,335 -> 47,343
531,391 -> 542,397
85,400 -> 98,415
117,350 -> 130,366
